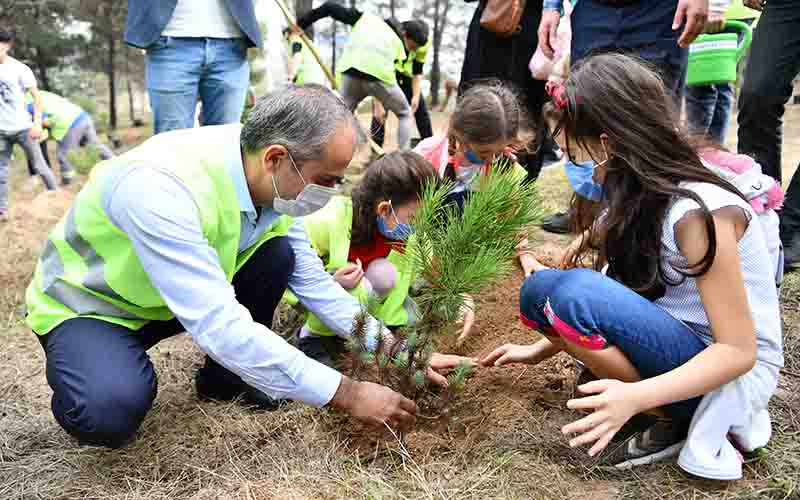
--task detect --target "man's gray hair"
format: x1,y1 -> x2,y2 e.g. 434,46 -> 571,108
240,84 -> 365,162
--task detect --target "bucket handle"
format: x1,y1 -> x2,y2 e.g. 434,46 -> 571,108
724,20 -> 752,62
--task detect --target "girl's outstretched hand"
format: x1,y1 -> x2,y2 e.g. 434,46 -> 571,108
480,343 -> 540,367
562,379 -> 643,456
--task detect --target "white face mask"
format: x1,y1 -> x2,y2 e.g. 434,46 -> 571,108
271,152 -> 338,217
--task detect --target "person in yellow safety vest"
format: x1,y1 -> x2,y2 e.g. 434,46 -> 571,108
286,151 -> 437,368
283,28 -> 328,86
26,90 -> 114,185
371,21 -> 433,151
296,2 -> 417,150
25,85 -> 467,449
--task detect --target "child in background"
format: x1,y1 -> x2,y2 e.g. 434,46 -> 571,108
0,29 -> 58,220
482,53 -> 783,480
414,83 -> 539,277
291,151 -> 438,368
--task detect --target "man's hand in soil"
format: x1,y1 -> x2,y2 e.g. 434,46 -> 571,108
674,0 -> 708,47
329,377 -> 417,431
538,9 -> 561,59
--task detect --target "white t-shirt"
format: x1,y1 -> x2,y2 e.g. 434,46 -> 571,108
0,56 -> 36,133
162,0 -> 244,39
654,182 -> 783,480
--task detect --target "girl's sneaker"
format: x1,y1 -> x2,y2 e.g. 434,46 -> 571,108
0,210 -> 8,223
600,417 -> 688,469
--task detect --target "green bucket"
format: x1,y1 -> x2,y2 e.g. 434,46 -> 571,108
686,20 -> 752,87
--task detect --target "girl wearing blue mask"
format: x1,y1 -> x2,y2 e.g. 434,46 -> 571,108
482,53 -> 783,479
289,151 -> 439,368
414,83 -> 539,278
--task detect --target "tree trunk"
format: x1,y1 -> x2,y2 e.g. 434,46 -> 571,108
34,48 -> 51,91
332,20 -> 337,74
429,0 -> 451,107
127,79 -> 136,123
108,18 -> 117,130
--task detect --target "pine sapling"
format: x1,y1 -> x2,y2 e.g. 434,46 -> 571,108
344,164 -> 542,421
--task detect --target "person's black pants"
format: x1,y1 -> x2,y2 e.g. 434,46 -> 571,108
737,0 -> 800,185
36,236 -> 295,448
782,164 -> 800,245
370,73 -> 433,148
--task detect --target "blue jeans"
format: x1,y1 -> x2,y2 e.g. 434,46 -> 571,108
685,83 -> 734,145
0,129 -> 58,210
520,269 -> 707,420
145,37 -> 250,134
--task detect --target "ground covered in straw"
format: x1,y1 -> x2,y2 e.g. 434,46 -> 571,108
1,115 -> 799,500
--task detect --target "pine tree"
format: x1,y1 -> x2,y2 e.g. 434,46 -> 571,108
345,163 -> 542,414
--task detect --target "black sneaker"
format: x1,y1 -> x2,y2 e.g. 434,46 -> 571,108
195,356 -> 287,410
297,334 -> 346,369
599,417 -> 688,469
541,212 -> 570,234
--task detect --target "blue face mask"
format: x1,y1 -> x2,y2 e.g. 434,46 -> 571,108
376,204 -> 414,241
463,148 -> 483,164
565,160 -> 604,202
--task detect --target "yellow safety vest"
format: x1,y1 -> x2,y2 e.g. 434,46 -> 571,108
26,124 -> 292,334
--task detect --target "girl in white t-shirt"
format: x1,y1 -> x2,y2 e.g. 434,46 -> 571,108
482,53 -> 784,480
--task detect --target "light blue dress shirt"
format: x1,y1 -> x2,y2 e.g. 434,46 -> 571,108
98,135 -> 379,408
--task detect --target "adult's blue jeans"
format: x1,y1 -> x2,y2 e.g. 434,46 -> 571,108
685,83 -> 734,145
145,37 -> 250,135
519,269 -> 707,420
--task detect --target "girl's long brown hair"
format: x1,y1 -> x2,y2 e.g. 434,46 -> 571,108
548,53 -> 746,299
350,151 -> 438,246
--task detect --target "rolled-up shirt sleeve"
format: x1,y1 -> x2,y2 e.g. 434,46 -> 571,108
102,166 -> 342,407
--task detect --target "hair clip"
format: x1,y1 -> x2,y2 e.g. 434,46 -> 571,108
545,81 -> 569,109
545,81 -> 581,111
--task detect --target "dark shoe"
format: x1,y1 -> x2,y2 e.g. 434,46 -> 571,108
784,235 -> 800,270
599,417 -> 688,468
541,212 -> 570,234
195,356 -> 287,410
61,172 -> 75,186
297,334 -> 346,369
